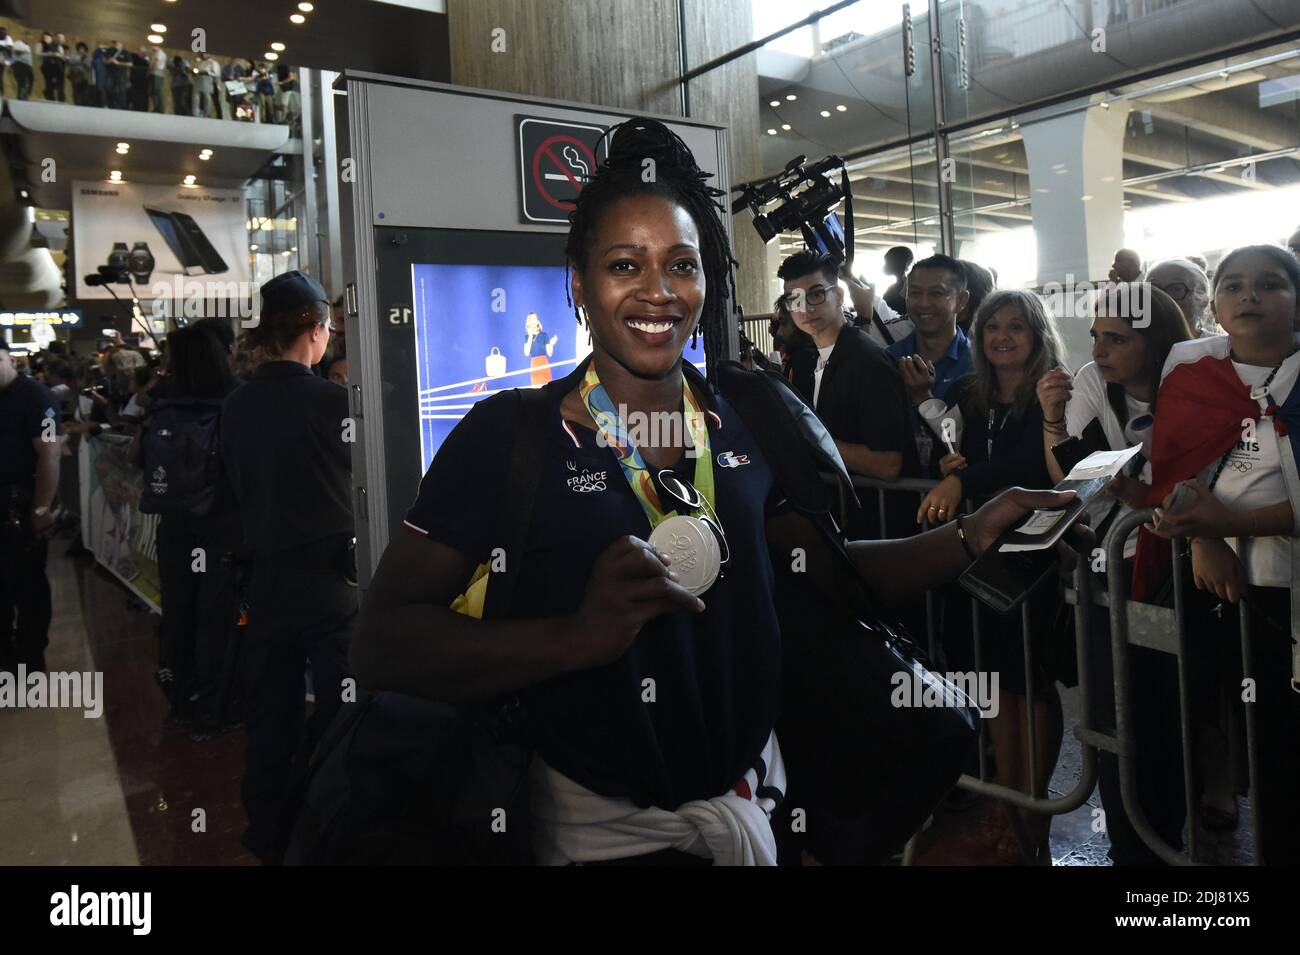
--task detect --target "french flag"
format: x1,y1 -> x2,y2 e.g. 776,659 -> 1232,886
1132,336 -> 1300,601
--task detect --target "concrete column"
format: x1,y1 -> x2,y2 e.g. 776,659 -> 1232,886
1020,98 -> 1130,364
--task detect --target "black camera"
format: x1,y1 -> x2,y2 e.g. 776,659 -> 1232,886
732,154 -> 852,262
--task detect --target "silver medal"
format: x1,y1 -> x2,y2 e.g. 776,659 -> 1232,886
649,514 -> 719,596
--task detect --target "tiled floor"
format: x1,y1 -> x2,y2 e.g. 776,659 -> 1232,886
1,532 -> 252,866
3,530 -> 1258,866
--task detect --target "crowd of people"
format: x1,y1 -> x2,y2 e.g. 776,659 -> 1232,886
0,25 -> 300,128
763,234 -> 1300,865
4,115 -> 1299,865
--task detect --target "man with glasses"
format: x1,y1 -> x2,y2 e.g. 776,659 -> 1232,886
221,270 -> 355,864
885,254 -> 973,475
778,250 -> 916,505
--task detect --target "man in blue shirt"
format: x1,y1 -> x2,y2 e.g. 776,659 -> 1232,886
886,254 -> 972,474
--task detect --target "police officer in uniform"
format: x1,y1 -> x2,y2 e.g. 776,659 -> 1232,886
0,340 -> 61,674
221,272 -> 355,862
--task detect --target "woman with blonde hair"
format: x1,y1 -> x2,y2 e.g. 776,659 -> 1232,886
917,288 -> 1067,863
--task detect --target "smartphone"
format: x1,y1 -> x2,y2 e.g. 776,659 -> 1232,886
145,207 -> 229,275
958,540 -> 1059,615
170,211 -> 229,274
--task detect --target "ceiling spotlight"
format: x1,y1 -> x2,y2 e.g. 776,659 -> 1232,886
290,13 -> 306,24
200,153 -> 211,161
150,23 -> 167,32
785,93 -> 797,101
767,128 -> 777,135
184,175 -> 197,184
147,34 -> 163,44
265,51 -> 280,60
781,124 -> 791,131
109,171 -> 123,180
270,42 -> 286,51
250,244 -> 259,251
836,104 -> 847,112
298,2 -> 315,10
769,100 -> 779,107
820,110 -> 831,117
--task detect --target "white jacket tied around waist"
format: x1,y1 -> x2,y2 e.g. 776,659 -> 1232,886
529,731 -> 787,866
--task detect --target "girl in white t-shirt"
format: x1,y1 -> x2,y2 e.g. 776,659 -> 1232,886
1037,284 -> 1194,865
1038,284 -> 1193,555
1148,245 -> 1300,864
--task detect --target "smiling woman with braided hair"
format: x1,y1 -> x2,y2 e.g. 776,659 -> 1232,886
354,118 -> 1076,865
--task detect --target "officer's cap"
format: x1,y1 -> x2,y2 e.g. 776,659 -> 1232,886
259,270 -> 329,321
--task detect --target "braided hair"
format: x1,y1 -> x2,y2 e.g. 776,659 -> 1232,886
564,118 -> 738,381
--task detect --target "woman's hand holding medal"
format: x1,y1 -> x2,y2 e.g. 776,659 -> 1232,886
571,535 -> 706,668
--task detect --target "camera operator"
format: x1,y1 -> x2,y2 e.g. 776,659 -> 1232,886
842,269 -> 914,348
0,340 -> 60,674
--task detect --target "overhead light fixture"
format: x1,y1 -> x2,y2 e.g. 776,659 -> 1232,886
1099,100 -> 1110,110
290,13 -> 306,24
836,104 -> 847,112
785,93 -> 797,101
282,250 -> 293,257
767,128 -> 777,135
769,99 -> 779,107
250,244 -> 259,251
781,124 -> 791,131
109,171 -> 123,181
147,34 -> 163,44
298,1 -> 314,10
265,51 -> 280,61
184,175 -> 197,185
150,23 -> 167,33
820,110 -> 831,118
199,153 -> 211,161
271,42 -> 286,51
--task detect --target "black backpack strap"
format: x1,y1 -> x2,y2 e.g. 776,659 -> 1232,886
482,386 -> 551,620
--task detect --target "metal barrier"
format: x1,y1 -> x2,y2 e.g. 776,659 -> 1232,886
836,474 -> 1269,866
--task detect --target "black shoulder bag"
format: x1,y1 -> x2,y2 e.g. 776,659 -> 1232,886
281,386 -> 551,866
715,360 -> 980,865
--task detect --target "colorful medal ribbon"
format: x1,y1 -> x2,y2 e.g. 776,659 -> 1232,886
579,360 -> 715,529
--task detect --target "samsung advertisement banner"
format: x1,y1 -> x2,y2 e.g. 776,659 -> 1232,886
71,180 -> 251,304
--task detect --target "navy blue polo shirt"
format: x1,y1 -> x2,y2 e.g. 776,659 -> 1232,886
222,360 -> 353,555
404,361 -> 782,810
885,325 -> 973,403
0,374 -> 59,487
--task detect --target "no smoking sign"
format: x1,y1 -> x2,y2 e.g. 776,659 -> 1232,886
516,115 -> 608,224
